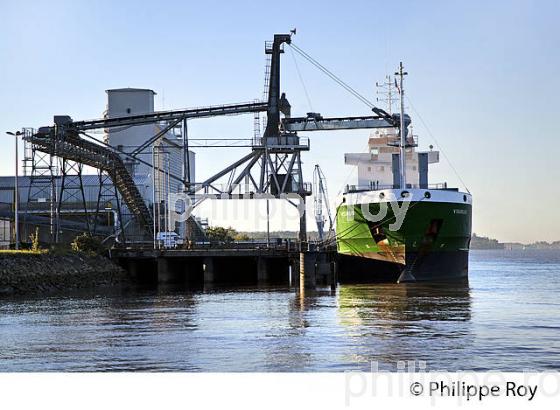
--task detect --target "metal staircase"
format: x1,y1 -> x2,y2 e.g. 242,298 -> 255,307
185,216 -> 207,242
263,51 -> 272,101
24,131 -> 153,237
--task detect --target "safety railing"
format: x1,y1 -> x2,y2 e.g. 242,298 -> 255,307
345,182 -> 450,193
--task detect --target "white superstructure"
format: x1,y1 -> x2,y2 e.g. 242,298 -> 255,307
344,128 -> 439,189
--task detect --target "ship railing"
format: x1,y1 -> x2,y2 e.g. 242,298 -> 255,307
188,181 -> 313,196
386,135 -> 418,147
252,136 -> 310,149
345,182 -> 450,193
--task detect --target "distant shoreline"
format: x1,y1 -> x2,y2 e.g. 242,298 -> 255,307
233,231 -> 560,250
471,233 -> 560,250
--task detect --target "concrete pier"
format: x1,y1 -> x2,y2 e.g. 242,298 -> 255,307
113,247 -> 336,289
203,257 -> 214,284
157,257 -> 172,284
257,256 -> 269,283
330,260 -> 338,290
126,259 -> 140,280
300,252 -> 317,289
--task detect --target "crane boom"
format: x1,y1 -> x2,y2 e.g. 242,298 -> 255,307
313,164 -> 333,241
282,114 -> 410,132
68,101 -> 268,131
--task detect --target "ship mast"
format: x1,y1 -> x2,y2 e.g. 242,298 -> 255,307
375,75 -> 395,115
395,62 -> 408,189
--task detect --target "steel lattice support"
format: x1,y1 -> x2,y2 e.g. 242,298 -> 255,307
57,158 -> 91,236
26,125 -> 154,239
23,128 -> 58,243
94,169 -> 125,243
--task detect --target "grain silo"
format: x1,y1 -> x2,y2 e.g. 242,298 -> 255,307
104,88 -> 195,205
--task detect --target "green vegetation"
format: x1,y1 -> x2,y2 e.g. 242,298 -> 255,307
1,232 -> 106,256
471,234 -> 560,250
504,240 -> 560,250
0,249 -> 47,255
30,227 -> 41,252
234,232 -> 250,241
205,226 -> 250,243
471,233 -> 504,249
205,226 -> 237,243
70,233 -> 105,254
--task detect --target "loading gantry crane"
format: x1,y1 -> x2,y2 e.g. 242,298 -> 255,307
23,32 -> 412,245
25,101 -> 269,241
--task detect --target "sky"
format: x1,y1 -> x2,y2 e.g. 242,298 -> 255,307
0,0 -> 559,243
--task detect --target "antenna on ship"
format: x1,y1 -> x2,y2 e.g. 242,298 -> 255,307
375,75 -> 395,115
395,62 -> 408,189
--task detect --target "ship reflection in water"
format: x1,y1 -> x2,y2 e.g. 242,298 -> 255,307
1,250 -> 559,372
335,282 -> 472,370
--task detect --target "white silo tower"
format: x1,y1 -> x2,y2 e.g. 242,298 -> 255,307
104,88 -> 195,205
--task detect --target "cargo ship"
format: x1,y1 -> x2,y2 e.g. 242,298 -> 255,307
335,67 -> 472,282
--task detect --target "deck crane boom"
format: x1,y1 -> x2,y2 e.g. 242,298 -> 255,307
313,164 -> 333,241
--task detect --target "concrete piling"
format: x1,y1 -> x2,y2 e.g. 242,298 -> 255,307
115,248 -> 337,289
330,260 -> 338,291
257,256 -> 269,283
157,257 -> 173,284
203,257 -> 214,284
299,252 -> 317,289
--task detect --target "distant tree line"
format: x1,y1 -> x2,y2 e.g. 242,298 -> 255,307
471,233 -> 505,249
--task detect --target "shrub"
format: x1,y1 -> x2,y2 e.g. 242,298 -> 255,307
71,233 -> 104,254
234,232 -> 250,241
30,227 -> 40,252
206,226 -> 238,243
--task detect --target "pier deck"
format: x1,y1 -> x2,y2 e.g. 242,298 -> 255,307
112,245 -> 338,289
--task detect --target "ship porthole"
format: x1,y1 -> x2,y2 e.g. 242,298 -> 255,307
424,191 -> 431,199
379,192 -> 385,199
401,191 -> 410,198
463,195 -> 467,202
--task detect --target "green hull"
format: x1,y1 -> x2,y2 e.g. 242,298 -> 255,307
336,194 -> 472,281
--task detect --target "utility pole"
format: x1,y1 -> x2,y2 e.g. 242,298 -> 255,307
182,117 -> 191,245
152,147 -> 157,249
182,117 -> 190,191
6,131 -> 21,249
266,199 -> 270,247
395,62 -> 408,189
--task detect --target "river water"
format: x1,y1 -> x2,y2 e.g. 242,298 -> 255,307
1,250 -> 559,372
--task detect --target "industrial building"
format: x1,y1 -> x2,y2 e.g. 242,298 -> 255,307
105,88 -> 195,196
0,88 -> 197,247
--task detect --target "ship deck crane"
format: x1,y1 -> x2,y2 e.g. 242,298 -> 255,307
313,165 -> 333,242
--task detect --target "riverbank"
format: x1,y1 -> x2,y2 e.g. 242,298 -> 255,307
0,251 -> 129,295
